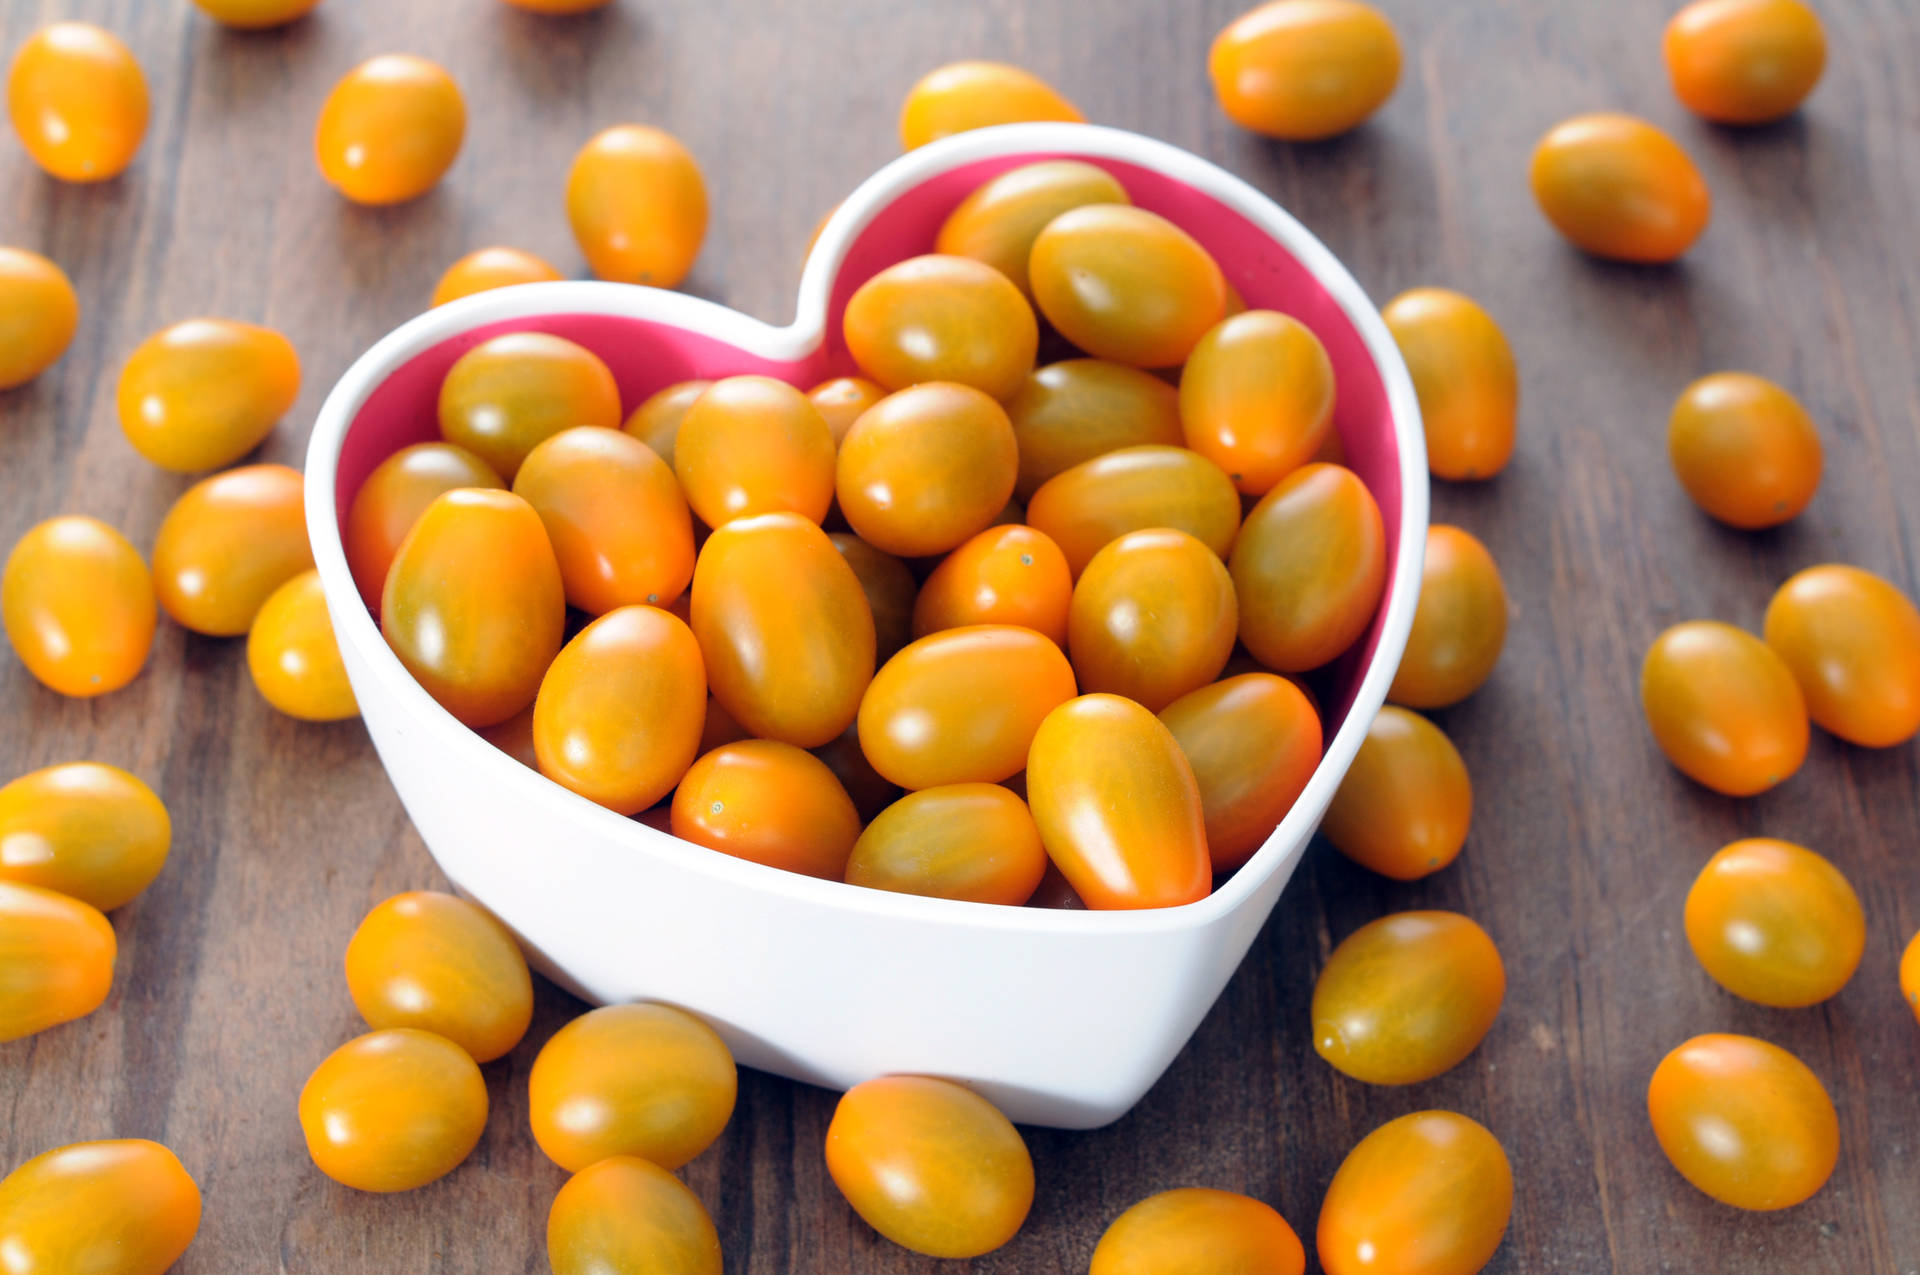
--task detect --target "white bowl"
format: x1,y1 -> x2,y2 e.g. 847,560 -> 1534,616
305,122 -> 1427,1129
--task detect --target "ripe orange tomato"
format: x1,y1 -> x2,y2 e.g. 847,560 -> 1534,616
116,319 -> 299,473
1030,205 -> 1227,369
1530,113 -> 1711,263
807,377 -> 886,447
298,1028 -> 488,1192
1668,372 -> 1821,529
1389,525 -> 1507,708
192,0 -> 320,24
1321,705 -> 1470,880
548,1155 -> 722,1275
673,375 -> 836,528
7,23 -> 148,182
1179,310 -> 1335,495
1640,620 -> 1807,795
1091,1187 -> 1304,1275
515,426 -> 695,613
914,524 -> 1071,646
843,256 -> 1039,402
691,513 -> 875,747
1903,932 -> 1920,1024
829,534 -> 917,662
1647,1033 -> 1837,1210
1684,838 -> 1863,1007
1317,1111 -> 1512,1275
0,1139 -> 200,1275
1382,287 -> 1517,481
1209,0 -> 1401,141
622,379 -> 711,466
836,382 -> 1019,558
0,880 -> 114,1041
382,488 -> 565,729
432,246 -> 562,306
1006,359 -> 1184,499
345,441 -> 503,608
0,247 -> 79,389
858,625 -> 1077,790
437,331 -> 621,480
529,1001 -> 737,1172
1312,911 -> 1504,1086
845,784 -> 1047,905
1028,444 -> 1242,577
315,55 -> 464,206
936,160 -> 1131,298
826,1075 -> 1033,1258
1229,463 -> 1384,671
152,463 -> 313,637
0,762 -> 168,912
671,740 -> 861,879
1764,564 -> 1920,746
247,569 -> 357,722
566,125 -> 707,287
344,891 -> 532,1063
2,515 -> 155,697
1160,673 -> 1321,872
1664,0 -> 1825,124
898,61 -> 1082,150
1067,528 -> 1237,711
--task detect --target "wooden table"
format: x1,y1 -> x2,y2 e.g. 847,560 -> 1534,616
3,0 -> 1915,1270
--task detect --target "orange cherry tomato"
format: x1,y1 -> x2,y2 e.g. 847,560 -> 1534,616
1028,444 -> 1242,577
1765,564 -> 1920,746
0,762 -> 167,912
116,319 -> 299,473
437,331 -> 621,481
826,1075 -> 1033,1259
315,55 -> 464,206
382,488 -> 565,729
6,23 -> 148,182
152,463 -> 313,637
671,740 -> 861,879
344,891 -> 532,1063
1160,672 -> 1321,872
807,376 -> 887,447
2,515 -> 155,697
1382,287 -> 1517,481
1389,525 -> 1508,709
247,569 -> 357,722
515,426 -> 695,613
859,625 -> 1077,790
623,379 -> 712,466
1006,359 -> 1184,499
298,1028 -> 488,1192
1684,838 -> 1863,1007
1179,310 -> 1334,495
1030,205 -> 1227,369
1209,0 -> 1401,141
1067,528 -> 1237,711
1027,694 -> 1211,909
1091,1187 -> 1304,1275
548,1155 -> 722,1275
1312,911 -> 1504,1086
836,382 -> 1019,558
345,441 -> 504,608
432,246 -> 563,307
843,256 -> 1039,402
1317,1111 -> 1512,1275
566,125 -> 707,287
936,160 -> 1131,298
845,783 -> 1047,905
1667,372 -> 1821,529
898,61 -> 1082,150
0,880 -> 114,1041
535,606 -> 706,814
1903,931 -> 1920,1024
691,513 -> 875,747
0,1139 -> 200,1275
529,1001 -> 737,1172
1640,620 -> 1808,795
1229,463 -> 1384,671
0,247 -> 79,389
829,533 -> 917,663
1321,705 -> 1470,880
1530,113 -> 1711,263
1665,0 -> 1825,124
673,375 -> 836,528
192,0 -> 321,26
914,524 -> 1071,646
1647,1033 -> 1838,1210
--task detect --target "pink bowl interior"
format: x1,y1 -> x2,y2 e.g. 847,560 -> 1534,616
334,151 -> 1403,731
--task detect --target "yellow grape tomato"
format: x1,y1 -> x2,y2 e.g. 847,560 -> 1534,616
2,515 -> 155,697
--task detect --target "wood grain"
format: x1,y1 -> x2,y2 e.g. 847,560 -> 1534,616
3,0 -> 1917,1270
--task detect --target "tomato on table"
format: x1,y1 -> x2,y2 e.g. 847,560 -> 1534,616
898,61 -> 1082,150
0,1139 -> 200,1275
548,1156 -> 722,1275
247,569 -> 358,722
1312,911 -> 1505,1085
1763,563 -> 1920,746
315,55 -> 465,206
7,23 -> 148,182
1683,838 -> 1863,1007
432,246 -> 563,306
1640,620 -> 1807,795
298,1028 -> 488,1192
1667,372 -> 1821,529
1382,286 -> 1517,481
0,247 -> 79,389
1317,1110 -> 1512,1275
1530,113 -> 1711,262
1091,1187 -> 1304,1275
1321,705 -> 1471,880
1209,0 -> 1401,140
191,0 -> 322,27
2,514 -> 155,697
567,125 -> 707,286
116,319 -> 300,472
1647,1033 -> 1838,1210
1389,525 -> 1508,708
0,881 -> 115,1042
0,762 -> 168,912
345,891 -> 533,1063
1664,0 -> 1825,124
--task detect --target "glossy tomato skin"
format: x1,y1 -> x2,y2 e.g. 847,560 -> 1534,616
548,1155 -> 722,1275
843,256 -> 1038,403
1764,564 -> 1920,746
1068,528 -> 1237,711
1389,525 -> 1508,708
836,382 -> 1020,558
825,1075 -> 1034,1259
671,740 -> 862,879
1179,310 -> 1335,495
845,784 -> 1047,905
382,488 -> 565,729
1160,673 -> 1321,872
0,881 -> 114,1041
1647,1033 -> 1838,1210
7,23 -> 148,182
807,376 -> 887,447
0,762 -> 167,912
1640,620 -> 1807,796
1382,287 -> 1517,480
1668,372 -> 1821,529
1006,359 -> 1184,499
1530,113 -> 1711,262
858,625 -> 1077,790
2,515 -> 155,697
0,247 -> 79,389
1230,463 -> 1385,671
1209,0 -> 1401,140
298,1028 -> 488,1192
624,379 -> 712,465
1028,444 -> 1242,577
1684,838 -> 1863,1007
153,463 -> 313,637
516,426 -> 695,613
529,1002 -> 737,1173
437,331 -> 621,481
1091,1187 -> 1305,1275
1317,1111 -> 1512,1275
432,246 -> 562,307
936,160 -> 1131,298
1664,0 -> 1825,124
567,125 -> 707,286
315,55 -> 464,205
345,891 -> 532,1063
691,513 -> 875,747
247,569 -> 357,722
0,1139 -> 201,1275
116,319 -> 299,472
192,0 -> 321,27
1321,706 -> 1471,880
829,534 -> 918,662
1313,911 -> 1505,1086
898,61 -> 1082,150
673,375 -> 836,528
1030,205 -> 1227,369
914,524 -> 1071,646
345,441 -> 504,608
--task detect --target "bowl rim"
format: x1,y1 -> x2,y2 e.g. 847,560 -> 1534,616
304,121 -> 1429,939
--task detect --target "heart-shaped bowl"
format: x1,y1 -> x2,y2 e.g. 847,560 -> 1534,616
305,122 -> 1427,1129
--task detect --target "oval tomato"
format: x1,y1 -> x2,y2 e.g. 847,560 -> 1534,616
1209,0 -> 1401,141
836,382 -> 1019,558
0,1139 -> 200,1275
1640,620 -> 1807,795
936,160 -> 1131,298
437,331 -> 621,481
1764,564 -> 1920,746
548,1155 -> 722,1275
843,256 -> 1038,402
191,0 -> 322,26
0,881 -> 114,1041
6,23 -> 148,182
344,891 -> 533,1063
845,784 -> 1047,905
2,515 -> 155,697
1179,310 -> 1335,494
1382,287 -> 1517,481
1647,1033 -> 1837,1210
1389,525 -> 1508,708
913,524 -> 1072,646
674,375 -> 836,528
0,762 -> 168,912
1317,1111 -> 1512,1275
898,61 -> 1082,150
1664,0 -> 1825,124
344,441 -> 504,609
1030,205 -> 1226,369
516,425 -> 696,612
566,125 -> 707,286
153,463 -> 313,637
1067,528 -> 1237,711
0,247 -> 79,389
1530,113 -> 1711,262
1312,911 -> 1505,1086
315,55 -> 464,205
670,740 -> 861,879
623,379 -> 711,466
1028,444 -> 1241,577
1667,372 -> 1821,529
1321,706 -> 1470,880
1229,463 -> 1384,671
116,319 -> 300,472
298,1028 -> 488,1192
1092,1188 -> 1304,1275
1684,838 -> 1863,1007
1160,672 -> 1321,872
432,246 -> 562,307
247,569 -> 357,722
1006,359 -> 1184,499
